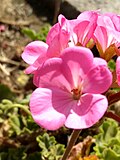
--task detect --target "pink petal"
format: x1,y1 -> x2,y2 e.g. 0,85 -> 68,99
94,26 -> 108,52
94,26 -> 115,53
73,21 -> 90,45
82,62 -> 112,94
33,57 -> 72,91
46,15 -> 70,57
74,11 -> 98,46
77,10 -> 99,21
65,93 -> 108,129
25,53 -> 48,74
34,46 -> 94,89
112,15 -> 120,31
33,57 -> 62,86
46,35 -> 65,57
25,65 -> 36,74
30,87 -> 74,130
46,23 -> 59,45
46,14 -> 70,45
98,13 -> 120,31
22,41 -> 48,65
60,46 -> 94,87
116,56 -> 120,86
97,14 -> 115,30
92,57 -> 107,66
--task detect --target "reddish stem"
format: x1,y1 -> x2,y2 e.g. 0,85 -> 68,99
61,129 -> 81,160
105,111 -> 120,123
108,91 -> 120,105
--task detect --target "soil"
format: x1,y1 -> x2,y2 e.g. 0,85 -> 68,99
0,0 -> 57,98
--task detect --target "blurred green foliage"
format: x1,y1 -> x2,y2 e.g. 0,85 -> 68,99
21,24 -> 51,42
1,88 -> 120,159
93,118 -> 120,160
0,95 -> 65,160
0,84 -> 15,101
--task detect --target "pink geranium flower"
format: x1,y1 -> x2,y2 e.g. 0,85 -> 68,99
47,11 -> 99,50
94,25 -> 116,61
30,47 -> 112,130
72,10 -> 98,48
22,15 -> 71,74
116,56 -> 120,86
94,13 -> 120,61
98,12 -> 120,31
22,11 -> 99,74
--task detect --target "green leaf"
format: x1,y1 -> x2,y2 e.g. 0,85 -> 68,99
37,133 -> 56,150
36,133 -> 65,160
108,59 -> 116,71
103,148 -> 120,160
93,118 -> 120,160
0,147 -> 27,160
9,115 -> 21,135
27,152 -> 41,160
21,24 -> 50,41
22,28 -> 37,40
8,148 -> 27,160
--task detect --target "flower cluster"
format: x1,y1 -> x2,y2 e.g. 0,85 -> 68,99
22,10 -> 120,130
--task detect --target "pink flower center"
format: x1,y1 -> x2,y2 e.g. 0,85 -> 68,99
71,88 -> 81,100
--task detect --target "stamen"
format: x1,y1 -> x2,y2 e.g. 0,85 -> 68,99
71,88 -> 81,100
76,42 -> 82,46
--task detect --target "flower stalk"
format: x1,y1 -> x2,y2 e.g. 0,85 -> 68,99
105,111 -> 120,123
61,129 -> 82,160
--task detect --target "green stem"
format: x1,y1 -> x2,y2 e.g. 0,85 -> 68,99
5,104 -> 31,115
61,129 -> 82,160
